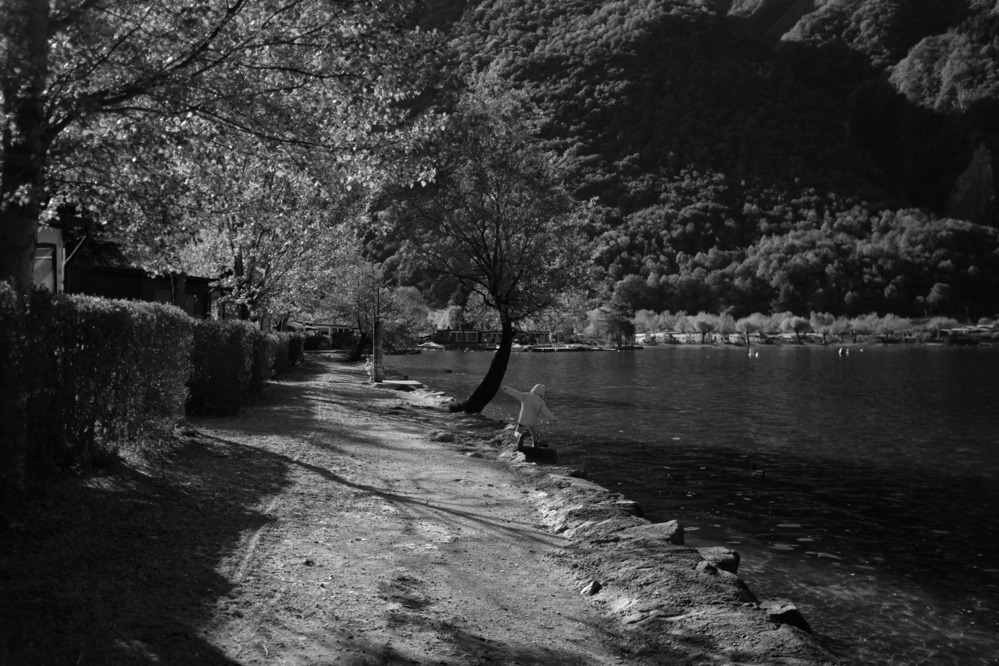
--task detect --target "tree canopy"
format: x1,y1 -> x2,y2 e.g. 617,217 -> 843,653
389,73 -> 590,412
6,0 -> 998,325
1,0 -> 441,287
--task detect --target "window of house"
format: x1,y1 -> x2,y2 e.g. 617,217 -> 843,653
33,244 -> 57,291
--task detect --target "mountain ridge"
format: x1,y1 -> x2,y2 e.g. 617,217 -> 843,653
415,0 -> 999,318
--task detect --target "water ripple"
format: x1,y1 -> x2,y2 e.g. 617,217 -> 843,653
390,346 -> 999,665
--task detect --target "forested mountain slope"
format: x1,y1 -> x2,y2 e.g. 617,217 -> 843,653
420,0 -> 999,318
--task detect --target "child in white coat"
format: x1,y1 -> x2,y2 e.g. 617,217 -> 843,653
502,384 -> 557,447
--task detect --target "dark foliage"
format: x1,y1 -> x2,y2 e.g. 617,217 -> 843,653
0,283 -> 302,521
187,322 -> 304,415
435,0 -> 999,317
1,286 -> 193,518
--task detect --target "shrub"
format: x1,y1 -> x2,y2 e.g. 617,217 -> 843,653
24,293 -> 194,472
270,332 -> 304,376
1,287 -> 302,517
0,284 -> 28,517
1,285 -> 193,516
287,334 -> 304,365
250,330 -> 307,391
270,333 -> 291,376
187,320 -> 255,415
303,334 -> 332,350
249,328 -> 277,393
188,323 -> 305,414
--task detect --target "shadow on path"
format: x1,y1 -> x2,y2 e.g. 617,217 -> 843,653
0,408 -> 298,665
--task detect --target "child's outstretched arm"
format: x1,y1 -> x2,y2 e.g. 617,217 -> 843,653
502,385 -> 525,401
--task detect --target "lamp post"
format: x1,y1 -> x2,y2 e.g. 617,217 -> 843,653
372,284 -> 384,383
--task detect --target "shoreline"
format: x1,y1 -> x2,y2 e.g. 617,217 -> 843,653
1,355 -> 836,664
386,347 -> 999,665
397,368 -> 837,664
393,338 -> 999,354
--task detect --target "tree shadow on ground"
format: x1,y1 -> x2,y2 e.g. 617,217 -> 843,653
335,618 -> 626,666
212,356 -> 497,457
0,422 -> 296,665
192,418 -> 558,554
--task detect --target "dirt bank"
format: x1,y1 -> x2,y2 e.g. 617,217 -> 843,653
0,355 -> 838,665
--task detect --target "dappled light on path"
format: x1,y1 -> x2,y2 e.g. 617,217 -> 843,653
188,356 -> 631,665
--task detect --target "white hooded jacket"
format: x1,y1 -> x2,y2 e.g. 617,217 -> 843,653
502,384 -> 556,428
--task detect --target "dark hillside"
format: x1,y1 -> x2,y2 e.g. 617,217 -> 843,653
417,0 -> 999,318
454,1 -> 886,197
758,0 -> 998,224
744,0 -> 966,65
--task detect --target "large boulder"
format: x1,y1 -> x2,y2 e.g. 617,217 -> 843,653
697,546 -> 741,574
761,599 -> 814,634
619,520 -> 685,546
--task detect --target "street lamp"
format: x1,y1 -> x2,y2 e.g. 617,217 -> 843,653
372,282 -> 384,383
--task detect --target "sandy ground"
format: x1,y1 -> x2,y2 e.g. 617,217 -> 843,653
0,355 -> 836,665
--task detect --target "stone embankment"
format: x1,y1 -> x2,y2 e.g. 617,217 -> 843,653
3,358 -> 837,665
428,418 -> 836,665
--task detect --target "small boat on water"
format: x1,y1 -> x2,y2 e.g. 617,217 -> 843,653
417,341 -> 445,351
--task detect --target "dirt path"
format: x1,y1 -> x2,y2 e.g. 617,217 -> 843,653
1,354 -> 833,666
190,356 -> 629,665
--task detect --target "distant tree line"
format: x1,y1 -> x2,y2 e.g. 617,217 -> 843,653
600,205 -> 999,319
628,308 -> 979,344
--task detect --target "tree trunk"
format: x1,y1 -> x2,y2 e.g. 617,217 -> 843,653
0,0 -> 50,288
347,331 -> 370,362
0,210 -> 39,288
345,309 -> 370,362
460,318 -> 515,414
232,248 -> 251,320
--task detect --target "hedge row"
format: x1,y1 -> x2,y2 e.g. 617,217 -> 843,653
187,320 -> 304,414
1,285 -> 304,518
0,286 -> 193,513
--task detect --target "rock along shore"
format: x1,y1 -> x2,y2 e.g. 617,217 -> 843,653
1,355 -> 839,665
414,380 -> 839,665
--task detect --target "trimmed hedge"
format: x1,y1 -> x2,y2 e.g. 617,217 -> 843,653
287,334 -> 304,366
186,322 -> 305,415
1,284 -> 304,518
1,285 -> 193,516
0,285 -> 29,513
187,320 -> 255,415
303,334 -> 332,350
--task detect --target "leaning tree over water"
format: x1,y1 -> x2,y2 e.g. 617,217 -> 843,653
389,74 -> 590,413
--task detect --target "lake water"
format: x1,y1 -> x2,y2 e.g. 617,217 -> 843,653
386,345 -> 999,665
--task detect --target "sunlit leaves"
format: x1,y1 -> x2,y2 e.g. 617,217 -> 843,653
891,29 -> 999,114
3,0 -> 444,286
391,72 -> 590,324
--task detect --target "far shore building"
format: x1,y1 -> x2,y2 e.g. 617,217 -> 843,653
288,321 -> 354,337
